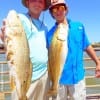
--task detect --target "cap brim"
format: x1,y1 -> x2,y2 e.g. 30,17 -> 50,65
22,0 -> 51,10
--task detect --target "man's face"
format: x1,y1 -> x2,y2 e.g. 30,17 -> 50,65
26,0 -> 45,15
50,4 -> 68,22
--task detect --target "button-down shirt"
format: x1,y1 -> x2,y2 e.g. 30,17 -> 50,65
46,19 -> 90,84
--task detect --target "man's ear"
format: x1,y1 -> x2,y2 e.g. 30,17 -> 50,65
66,6 -> 69,15
65,7 -> 68,15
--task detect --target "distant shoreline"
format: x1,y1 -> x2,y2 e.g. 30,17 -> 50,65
92,42 -> 100,48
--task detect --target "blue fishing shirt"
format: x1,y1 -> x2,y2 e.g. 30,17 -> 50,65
46,19 -> 90,85
19,13 -> 48,82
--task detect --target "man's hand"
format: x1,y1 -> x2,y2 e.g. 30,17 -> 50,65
95,61 -> 100,78
0,19 -> 6,42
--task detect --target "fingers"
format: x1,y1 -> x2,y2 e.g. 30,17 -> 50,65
1,19 -> 7,33
0,19 -> 7,41
95,70 -> 100,78
2,19 -> 6,26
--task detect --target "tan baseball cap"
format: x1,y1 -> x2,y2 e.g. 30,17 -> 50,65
22,0 -> 51,10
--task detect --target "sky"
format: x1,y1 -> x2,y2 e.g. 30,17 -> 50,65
0,0 -> 100,43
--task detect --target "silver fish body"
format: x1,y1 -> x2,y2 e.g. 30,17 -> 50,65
5,10 -> 32,100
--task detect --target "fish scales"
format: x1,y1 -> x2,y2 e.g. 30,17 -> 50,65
47,23 -> 68,97
5,10 -> 32,100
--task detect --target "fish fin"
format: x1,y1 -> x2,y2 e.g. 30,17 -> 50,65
8,64 -> 16,91
10,75 -> 16,91
26,61 -> 32,90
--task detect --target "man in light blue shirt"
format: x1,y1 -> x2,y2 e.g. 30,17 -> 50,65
0,0 -> 51,100
17,0 -> 51,100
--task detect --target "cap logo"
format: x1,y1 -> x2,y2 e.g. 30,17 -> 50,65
51,0 -> 58,3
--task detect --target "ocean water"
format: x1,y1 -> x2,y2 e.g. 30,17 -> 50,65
0,50 -> 100,99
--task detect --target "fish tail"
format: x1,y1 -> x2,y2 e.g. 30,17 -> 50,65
19,96 -> 27,100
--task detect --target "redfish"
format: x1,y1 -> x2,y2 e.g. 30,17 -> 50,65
5,10 -> 32,100
47,23 -> 68,97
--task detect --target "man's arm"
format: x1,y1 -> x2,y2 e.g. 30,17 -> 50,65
86,45 -> 100,78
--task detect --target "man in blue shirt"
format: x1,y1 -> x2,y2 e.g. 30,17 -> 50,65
47,0 -> 100,99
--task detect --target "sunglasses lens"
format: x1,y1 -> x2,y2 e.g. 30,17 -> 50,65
59,6 -> 65,11
51,5 -> 65,13
52,8 -> 57,13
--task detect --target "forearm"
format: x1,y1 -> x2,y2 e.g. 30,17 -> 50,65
86,45 -> 100,77
86,45 -> 100,65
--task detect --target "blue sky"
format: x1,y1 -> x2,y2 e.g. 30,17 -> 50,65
0,0 -> 100,43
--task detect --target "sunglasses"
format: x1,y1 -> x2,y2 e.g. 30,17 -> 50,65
50,5 -> 66,13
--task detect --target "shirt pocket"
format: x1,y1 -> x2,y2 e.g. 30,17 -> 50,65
74,29 -> 83,49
